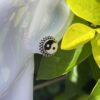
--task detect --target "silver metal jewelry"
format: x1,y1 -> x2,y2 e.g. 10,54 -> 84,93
39,36 -> 58,57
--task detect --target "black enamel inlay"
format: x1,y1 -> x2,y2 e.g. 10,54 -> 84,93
44,40 -> 55,50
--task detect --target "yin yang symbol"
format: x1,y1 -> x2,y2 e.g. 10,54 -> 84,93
39,36 -> 58,57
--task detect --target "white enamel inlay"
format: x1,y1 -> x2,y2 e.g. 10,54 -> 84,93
46,43 -> 58,55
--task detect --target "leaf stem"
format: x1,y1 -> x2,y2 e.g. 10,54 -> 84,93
34,76 -> 66,91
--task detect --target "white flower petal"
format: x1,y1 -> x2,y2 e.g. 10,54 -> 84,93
0,58 -> 34,100
0,0 -> 73,100
23,0 -> 73,54
0,0 -> 25,29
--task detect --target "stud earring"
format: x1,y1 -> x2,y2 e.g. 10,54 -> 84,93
39,36 -> 58,57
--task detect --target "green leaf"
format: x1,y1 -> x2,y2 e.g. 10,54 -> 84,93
37,43 -> 91,80
91,34 -> 100,68
88,79 -> 100,100
96,28 -> 100,34
65,59 -> 91,100
89,55 -> 100,81
65,46 -> 83,72
37,47 -> 75,80
54,93 -> 67,100
72,16 -> 89,25
34,54 -> 42,74
61,23 -> 95,50
77,94 -> 89,100
76,42 -> 92,64
67,0 -> 100,25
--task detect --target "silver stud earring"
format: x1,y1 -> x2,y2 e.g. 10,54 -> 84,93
39,36 -> 58,57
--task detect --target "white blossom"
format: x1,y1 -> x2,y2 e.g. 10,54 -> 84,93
0,0 -> 73,100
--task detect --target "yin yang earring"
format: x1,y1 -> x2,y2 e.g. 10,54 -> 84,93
39,36 -> 58,57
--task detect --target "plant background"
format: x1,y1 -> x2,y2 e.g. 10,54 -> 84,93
34,15 -> 100,100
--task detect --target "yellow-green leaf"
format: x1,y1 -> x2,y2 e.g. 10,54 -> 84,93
91,34 -> 100,68
37,43 -> 91,80
96,28 -> 100,34
67,0 -> 100,25
61,23 -> 95,50
88,79 -> 100,100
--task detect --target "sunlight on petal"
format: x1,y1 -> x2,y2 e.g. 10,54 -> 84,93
61,23 -> 95,50
67,0 -> 100,25
96,28 -> 100,35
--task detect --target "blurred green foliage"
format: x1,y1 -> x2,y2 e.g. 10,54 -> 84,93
34,10 -> 100,100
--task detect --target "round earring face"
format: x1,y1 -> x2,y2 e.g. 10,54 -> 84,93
39,36 -> 58,57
